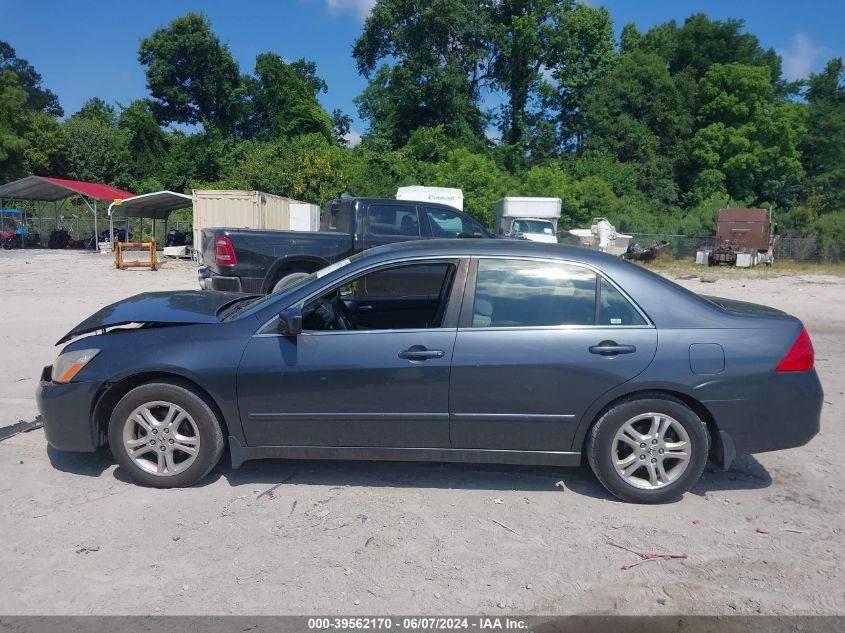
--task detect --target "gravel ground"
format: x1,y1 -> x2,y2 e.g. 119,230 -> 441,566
0,249 -> 842,615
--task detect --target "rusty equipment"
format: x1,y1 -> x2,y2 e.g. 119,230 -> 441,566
115,239 -> 158,270
709,207 -> 776,267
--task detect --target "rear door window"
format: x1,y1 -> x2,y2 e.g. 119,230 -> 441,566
471,259 -> 597,327
597,277 -> 647,326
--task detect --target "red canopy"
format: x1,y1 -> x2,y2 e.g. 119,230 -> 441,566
0,176 -> 133,202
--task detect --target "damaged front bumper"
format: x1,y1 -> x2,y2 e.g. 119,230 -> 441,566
35,365 -> 103,452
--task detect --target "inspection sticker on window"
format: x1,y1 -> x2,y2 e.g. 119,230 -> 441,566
611,318 -> 622,324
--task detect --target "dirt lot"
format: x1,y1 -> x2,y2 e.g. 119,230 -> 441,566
0,249 -> 843,616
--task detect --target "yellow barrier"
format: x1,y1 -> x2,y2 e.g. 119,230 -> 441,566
115,239 -> 158,270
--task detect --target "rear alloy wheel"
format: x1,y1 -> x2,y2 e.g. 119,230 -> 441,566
108,382 -> 224,488
586,395 -> 709,503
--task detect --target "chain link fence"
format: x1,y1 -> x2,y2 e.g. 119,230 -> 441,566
1,216 -> 192,248
4,215 -> 843,262
601,233 -> 842,263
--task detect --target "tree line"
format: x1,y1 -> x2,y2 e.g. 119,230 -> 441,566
1,2 -> 843,250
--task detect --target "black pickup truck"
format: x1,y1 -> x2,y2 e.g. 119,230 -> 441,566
198,196 -> 492,293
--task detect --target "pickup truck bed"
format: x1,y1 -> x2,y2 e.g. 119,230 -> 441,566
199,228 -> 352,293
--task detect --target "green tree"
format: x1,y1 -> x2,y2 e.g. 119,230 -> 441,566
75,97 -> 117,126
118,99 -> 168,186
542,0 -> 615,152
62,115 -> 132,188
432,148 -> 516,225
0,68 -> 65,182
289,58 -> 328,97
489,0 -> 553,146
241,53 -> 333,142
800,58 -> 845,214
621,14 -> 783,86
689,63 -> 805,204
582,50 -> 690,208
159,128 -> 235,192
214,134 -> 350,205
0,40 -> 63,116
138,12 -> 241,131
331,109 -> 353,147
353,0 -> 491,147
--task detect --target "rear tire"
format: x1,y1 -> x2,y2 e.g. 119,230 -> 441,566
586,394 -> 709,503
271,270 -> 311,294
108,381 -> 225,488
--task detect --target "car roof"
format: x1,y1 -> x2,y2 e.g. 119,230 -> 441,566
365,238 -> 626,269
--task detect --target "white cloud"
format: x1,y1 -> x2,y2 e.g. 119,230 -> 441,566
344,129 -> 362,147
325,0 -> 375,19
778,33 -> 825,81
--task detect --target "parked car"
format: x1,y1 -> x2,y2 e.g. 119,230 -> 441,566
197,197 -> 491,294
37,240 -> 822,502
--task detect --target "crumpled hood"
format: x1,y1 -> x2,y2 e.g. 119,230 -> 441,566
57,290 -> 254,345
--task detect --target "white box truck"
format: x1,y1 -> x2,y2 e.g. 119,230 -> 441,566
495,197 -> 562,244
396,186 -> 464,211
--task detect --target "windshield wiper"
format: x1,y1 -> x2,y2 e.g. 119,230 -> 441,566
217,296 -> 262,320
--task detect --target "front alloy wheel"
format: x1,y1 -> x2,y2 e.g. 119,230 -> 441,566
108,381 -> 224,488
122,401 -> 201,476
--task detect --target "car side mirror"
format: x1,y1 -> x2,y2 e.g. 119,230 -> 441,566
277,306 -> 303,336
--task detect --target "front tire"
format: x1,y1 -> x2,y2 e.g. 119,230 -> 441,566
586,394 -> 709,503
108,381 -> 225,488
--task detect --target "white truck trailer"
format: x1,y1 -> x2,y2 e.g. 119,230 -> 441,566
494,197 -> 562,244
396,186 -> 464,211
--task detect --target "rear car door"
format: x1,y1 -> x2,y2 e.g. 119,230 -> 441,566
449,257 -> 657,452
363,203 -> 423,249
236,258 -> 466,449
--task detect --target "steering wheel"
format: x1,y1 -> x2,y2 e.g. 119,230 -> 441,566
332,296 -> 354,330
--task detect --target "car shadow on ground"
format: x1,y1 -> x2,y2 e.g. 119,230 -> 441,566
691,454 -> 773,496
47,444 -> 114,478
46,445 -> 772,502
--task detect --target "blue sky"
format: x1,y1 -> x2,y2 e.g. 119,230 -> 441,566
2,0 -> 843,143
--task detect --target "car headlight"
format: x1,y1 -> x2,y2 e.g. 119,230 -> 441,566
52,349 -> 100,383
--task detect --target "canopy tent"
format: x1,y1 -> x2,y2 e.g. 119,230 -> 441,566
0,176 -> 134,247
107,191 -> 192,245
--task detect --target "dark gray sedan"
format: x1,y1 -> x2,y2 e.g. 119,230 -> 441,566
36,240 -> 822,503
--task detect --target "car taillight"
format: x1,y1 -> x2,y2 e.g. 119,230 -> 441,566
775,328 -> 814,372
215,237 -> 237,265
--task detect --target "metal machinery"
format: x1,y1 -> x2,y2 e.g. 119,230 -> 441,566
569,218 -> 632,256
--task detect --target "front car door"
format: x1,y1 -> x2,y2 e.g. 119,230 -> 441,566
236,258 -> 467,449
449,256 -> 658,453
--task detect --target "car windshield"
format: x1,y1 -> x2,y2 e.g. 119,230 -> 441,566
222,254 -> 364,320
512,219 -> 554,235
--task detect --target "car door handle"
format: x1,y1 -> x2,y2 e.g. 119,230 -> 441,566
398,346 -> 445,361
589,341 -> 637,356
358,304 -> 374,311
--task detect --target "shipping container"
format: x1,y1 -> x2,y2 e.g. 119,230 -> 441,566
191,190 -> 326,264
